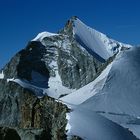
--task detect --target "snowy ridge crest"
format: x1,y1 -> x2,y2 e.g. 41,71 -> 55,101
32,31 -> 59,42
72,18 -> 132,61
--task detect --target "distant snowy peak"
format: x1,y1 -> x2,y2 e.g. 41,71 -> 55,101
32,31 -> 59,42
71,18 -> 132,61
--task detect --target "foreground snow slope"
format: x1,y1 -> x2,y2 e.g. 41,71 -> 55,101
67,107 -> 138,140
81,47 -> 140,117
62,47 -> 140,139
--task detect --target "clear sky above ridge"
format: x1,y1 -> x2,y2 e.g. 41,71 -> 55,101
0,0 -> 140,68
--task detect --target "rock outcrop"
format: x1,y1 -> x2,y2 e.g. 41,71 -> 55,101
0,79 -> 68,140
0,127 -> 21,140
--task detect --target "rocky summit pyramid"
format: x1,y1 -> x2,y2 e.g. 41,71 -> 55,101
0,17 -> 139,140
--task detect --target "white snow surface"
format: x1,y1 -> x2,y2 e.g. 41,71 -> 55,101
45,71 -> 75,99
101,112 -> 140,139
66,113 -> 71,133
67,107 -> 138,140
73,19 -> 132,61
81,47 -> 140,117
61,47 -> 140,139
60,62 -> 113,105
0,71 -> 4,79
32,31 -> 58,42
68,47 -> 140,139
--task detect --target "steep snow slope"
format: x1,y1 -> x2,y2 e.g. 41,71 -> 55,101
70,47 -> 140,139
100,111 -> 140,139
66,107 -> 138,140
61,46 -> 140,139
81,47 -> 140,117
73,18 -> 131,61
60,62 -> 113,105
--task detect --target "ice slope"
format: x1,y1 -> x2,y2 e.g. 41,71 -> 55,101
99,111 -> 140,139
73,18 -> 131,61
62,47 -> 140,139
81,47 -> 140,117
60,62 -> 113,105
66,107 -> 138,140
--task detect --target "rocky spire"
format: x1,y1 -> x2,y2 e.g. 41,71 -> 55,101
59,16 -> 78,37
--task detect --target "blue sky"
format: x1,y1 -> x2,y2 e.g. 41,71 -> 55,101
0,0 -> 140,68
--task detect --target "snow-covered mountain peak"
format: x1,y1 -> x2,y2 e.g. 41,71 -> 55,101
72,18 -> 132,61
31,17 -> 132,62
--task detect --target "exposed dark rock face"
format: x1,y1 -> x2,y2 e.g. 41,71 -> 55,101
0,79 -> 68,140
0,127 -> 21,140
57,17 -> 106,89
57,41 -> 104,89
17,42 -> 49,83
3,42 -> 49,88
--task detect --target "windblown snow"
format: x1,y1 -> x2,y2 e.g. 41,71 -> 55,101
66,108 -> 138,140
81,47 -> 140,116
73,18 -> 131,61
